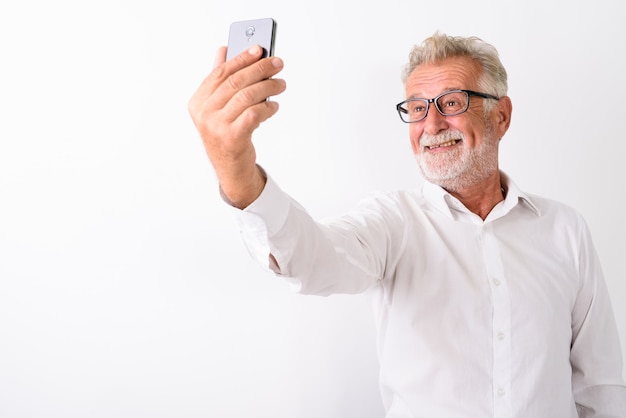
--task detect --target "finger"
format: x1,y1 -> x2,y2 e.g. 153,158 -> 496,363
216,57 -> 284,117
225,44 -> 264,70
232,98 -> 281,138
194,45 -> 265,103
224,77 -> 286,120
218,52 -> 283,101
213,46 -> 227,69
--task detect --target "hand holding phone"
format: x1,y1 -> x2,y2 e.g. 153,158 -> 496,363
188,17 -> 284,208
226,18 -> 277,61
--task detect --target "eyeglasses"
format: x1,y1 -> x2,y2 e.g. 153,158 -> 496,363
396,89 -> 500,123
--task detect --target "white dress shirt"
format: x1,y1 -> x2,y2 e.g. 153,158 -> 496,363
230,171 -> 626,417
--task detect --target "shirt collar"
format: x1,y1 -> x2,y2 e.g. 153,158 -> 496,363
422,171 -> 541,221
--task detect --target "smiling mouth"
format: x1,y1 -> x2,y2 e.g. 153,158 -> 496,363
425,139 -> 461,150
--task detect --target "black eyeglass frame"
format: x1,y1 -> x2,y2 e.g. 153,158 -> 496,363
396,89 -> 500,123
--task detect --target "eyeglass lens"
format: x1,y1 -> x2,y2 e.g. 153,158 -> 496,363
402,91 -> 470,122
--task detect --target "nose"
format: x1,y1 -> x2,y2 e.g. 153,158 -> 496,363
422,103 -> 449,136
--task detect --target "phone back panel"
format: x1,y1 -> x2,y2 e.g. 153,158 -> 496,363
226,18 -> 276,60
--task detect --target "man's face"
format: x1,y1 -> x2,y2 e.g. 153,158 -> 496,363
404,56 -> 510,191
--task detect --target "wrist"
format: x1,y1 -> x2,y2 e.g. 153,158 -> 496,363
218,165 -> 267,209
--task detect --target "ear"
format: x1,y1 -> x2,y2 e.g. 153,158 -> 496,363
495,96 -> 513,137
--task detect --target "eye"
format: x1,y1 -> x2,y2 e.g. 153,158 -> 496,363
437,92 -> 467,113
442,99 -> 458,108
411,104 -> 426,113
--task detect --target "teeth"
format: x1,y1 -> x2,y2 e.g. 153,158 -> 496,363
427,140 -> 458,149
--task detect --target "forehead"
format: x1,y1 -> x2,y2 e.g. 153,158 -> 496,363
405,56 -> 482,98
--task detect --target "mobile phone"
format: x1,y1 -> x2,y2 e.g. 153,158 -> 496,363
226,18 -> 277,61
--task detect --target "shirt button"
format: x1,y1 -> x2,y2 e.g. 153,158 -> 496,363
497,388 -> 506,397
497,332 -> 505,341
493,278 -> 502,286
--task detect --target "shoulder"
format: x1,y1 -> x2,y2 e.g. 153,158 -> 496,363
523,192 -> 593,245
323,188 -> 426,230
526,193 -> 586,223
356,188 -> 427,216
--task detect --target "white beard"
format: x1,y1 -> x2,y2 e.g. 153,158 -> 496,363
415,125 -> 499,192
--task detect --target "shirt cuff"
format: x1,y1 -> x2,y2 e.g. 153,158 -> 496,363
221,169 -> 292,275
240,172 -> 291,238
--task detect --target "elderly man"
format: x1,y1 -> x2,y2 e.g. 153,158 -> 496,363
188,32 -> 626,417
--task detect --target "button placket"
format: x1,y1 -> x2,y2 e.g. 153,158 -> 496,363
480,223 -> 512,417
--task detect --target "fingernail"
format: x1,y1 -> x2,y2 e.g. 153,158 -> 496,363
271,57 -> 283,68
248,45 -> 261,55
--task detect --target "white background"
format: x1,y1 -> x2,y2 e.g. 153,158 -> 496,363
1,1 -> 624,417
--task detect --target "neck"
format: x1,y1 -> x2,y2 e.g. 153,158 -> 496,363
446,171 -> 504,220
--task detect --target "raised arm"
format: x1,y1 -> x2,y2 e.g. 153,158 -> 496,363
188,45 -> 286,209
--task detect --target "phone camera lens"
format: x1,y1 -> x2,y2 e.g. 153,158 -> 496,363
245,26 -> 255,39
